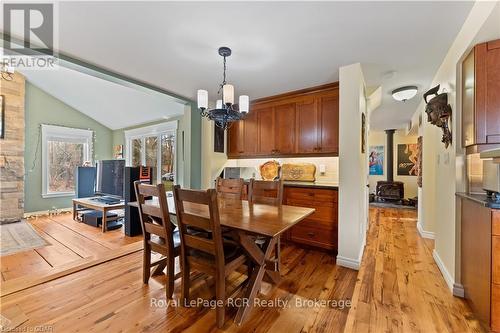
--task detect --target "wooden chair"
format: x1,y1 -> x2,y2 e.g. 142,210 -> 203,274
248,179 -> 284,205
134,181 -> 180,299
248,179 -> 284,271
215,177 -> 244,200
173,185 -> 247,328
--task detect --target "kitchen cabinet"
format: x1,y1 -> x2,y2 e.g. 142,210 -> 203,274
459,195 -> 500,332
462,39 -> 500,152
227,82 -> 339,158
284,186 -> 338,251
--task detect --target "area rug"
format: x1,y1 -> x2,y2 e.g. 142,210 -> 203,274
0,220 -> 49,256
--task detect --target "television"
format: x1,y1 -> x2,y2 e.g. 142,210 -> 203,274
95,160 -> 125,199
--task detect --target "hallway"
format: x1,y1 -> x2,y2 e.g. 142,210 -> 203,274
344,207 -> 484,332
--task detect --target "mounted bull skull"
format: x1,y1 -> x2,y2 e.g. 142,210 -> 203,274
423,84 -> 452,148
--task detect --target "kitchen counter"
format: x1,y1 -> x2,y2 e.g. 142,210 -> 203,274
456,192 -> 500,209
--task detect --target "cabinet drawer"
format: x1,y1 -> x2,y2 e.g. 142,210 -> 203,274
493,236 -> 500,285
493,211 -> 500,236
290,225 -> 337,249
297,217 -> 337,230
493,284 -> 500,332
286,199 -> 336,223
286,187 -> 337,203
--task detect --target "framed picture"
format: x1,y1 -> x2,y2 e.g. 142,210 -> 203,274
0,95 -> 4,139
397,143 -> 418,176
214,124 -> 224,153
369,145 -> 384,175
113,144 -> 123,159
361,113 -> 366,153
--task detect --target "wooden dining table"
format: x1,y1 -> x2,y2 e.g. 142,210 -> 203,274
129,194 -> 315,324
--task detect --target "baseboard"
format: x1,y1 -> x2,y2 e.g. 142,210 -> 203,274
432,249 -> 455,294
336,255 -> 360,270
417,221 -> 435,239
453,283 -> 465,298
24,207 -> 72,218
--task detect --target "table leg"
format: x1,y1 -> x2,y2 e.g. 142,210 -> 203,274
102,209 -> 107,233
234,234 -> 278,325
72,201 -> 77,221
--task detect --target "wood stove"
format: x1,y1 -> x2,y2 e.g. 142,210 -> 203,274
376,129 -> 405,202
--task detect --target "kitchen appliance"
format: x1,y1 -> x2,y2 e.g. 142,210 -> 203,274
480,148 -> 500,195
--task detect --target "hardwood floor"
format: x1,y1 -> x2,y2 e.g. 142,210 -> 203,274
0,207 -> 484,332
345,207 -> 484,333
1,213 -> 142,281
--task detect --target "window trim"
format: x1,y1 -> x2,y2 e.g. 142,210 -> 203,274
41,124 -> 93,198
124,121 -> 178,184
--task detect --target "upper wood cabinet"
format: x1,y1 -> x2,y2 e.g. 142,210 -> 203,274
462,39 -> 500,151
227,83 -> 339,158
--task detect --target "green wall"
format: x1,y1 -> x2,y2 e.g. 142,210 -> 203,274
189,102 -> 202,189
24,82 -> 113,212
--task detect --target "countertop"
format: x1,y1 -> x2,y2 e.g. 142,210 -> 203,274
241,179 -> 338,190
456,192 -> 500,209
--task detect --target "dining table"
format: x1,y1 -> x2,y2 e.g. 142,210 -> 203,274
128,192 -> 315,325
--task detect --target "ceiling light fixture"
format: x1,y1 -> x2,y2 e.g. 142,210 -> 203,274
196,47 -> 249,130
392,86 -> 418,102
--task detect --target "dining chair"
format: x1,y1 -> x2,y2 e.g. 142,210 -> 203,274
134,181 -> 180,299
248,179 -> 284,271
215,177 -> 244,199
173,185 -> 248,328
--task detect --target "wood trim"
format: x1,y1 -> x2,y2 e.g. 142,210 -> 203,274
493,211 -> 500,236
0,241 -> 143,297
475,42 -> 488,145
251,82 -> 339,105
487,39 -> 500,50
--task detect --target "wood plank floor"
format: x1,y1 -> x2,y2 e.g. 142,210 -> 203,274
1,213 -> 142,281
0,207 -> 484,332
345,207 -> 484,333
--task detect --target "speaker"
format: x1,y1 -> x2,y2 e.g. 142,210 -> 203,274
76,166 -> 96,198
124,166 -> 152,236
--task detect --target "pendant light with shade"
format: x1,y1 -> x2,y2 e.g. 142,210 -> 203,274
196,47 -> 249,129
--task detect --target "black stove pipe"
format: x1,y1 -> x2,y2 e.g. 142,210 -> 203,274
385,129 -> 396,182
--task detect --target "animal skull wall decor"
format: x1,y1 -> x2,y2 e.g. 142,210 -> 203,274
423,84 -> 452,148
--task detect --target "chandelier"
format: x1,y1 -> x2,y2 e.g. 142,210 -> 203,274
196,47 -> 249,129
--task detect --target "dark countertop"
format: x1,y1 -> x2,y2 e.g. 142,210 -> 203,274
456,192 -> 500,209
241,179 -> 338,190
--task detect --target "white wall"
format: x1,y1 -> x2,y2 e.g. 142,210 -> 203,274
368,130 -> 418,199
337,63 -> 368,270
200,118 -> 228,189
414,1 -> 499,294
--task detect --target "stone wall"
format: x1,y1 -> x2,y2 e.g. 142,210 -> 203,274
0,73 -> 25,223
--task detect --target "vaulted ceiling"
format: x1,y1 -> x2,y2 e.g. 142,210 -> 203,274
8,1 -> 475,130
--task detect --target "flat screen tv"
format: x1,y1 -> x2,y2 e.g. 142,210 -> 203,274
95,160 -> 125,198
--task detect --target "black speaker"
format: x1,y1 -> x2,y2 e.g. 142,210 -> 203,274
124,166 -> 152,236
76,166 -> 96,198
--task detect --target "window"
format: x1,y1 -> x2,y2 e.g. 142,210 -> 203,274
125,121 -> 177,189
41,125 -> 93,198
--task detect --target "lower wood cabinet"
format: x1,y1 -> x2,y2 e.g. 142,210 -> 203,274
283,186 -> 338,251
460,197 -> 500,332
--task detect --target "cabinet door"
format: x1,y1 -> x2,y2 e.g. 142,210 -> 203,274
274,103 -> 296,154
296,99 -> 319,153
475,40 -> 500,145
243,110 -> 258,155
318,93 -> 339,154
257,107 -> 276,155
462,48 -> 475,147
227,120 -> 244,157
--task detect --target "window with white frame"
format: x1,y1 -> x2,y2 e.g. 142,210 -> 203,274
124,121 -> 177,188
41,124 -> 93,198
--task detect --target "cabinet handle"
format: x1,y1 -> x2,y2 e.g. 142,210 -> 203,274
307,232 -> 315,237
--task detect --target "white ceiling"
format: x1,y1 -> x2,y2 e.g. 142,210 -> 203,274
18,66 -> 187,130
9,1 -> 475,130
